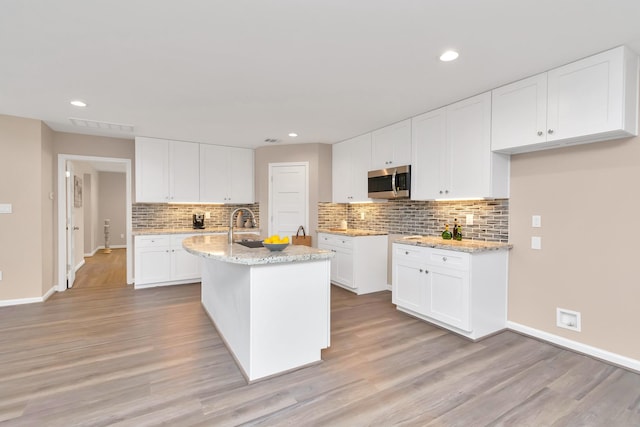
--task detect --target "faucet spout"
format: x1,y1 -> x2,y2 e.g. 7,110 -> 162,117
228,207 -> 257,244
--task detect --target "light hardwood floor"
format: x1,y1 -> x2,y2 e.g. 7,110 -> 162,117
1,266 -> 639,425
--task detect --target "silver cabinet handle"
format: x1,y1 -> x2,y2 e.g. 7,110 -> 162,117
73,226 -> 79,230
442,256 -> 447,262
537,131 -> 543,136
419,269 -> 423,273
405,251 -> 409,255
425,270 -> 429,274
439,190 -> 443,194
548,129 -> 554,134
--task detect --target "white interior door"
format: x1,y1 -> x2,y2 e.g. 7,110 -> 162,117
268,162 -> 309,239
66,161 -> 76,288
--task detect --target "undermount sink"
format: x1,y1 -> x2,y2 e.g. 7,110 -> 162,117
235,240 -> 264,248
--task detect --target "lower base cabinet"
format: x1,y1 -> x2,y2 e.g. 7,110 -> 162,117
318,233 -> 388,295
392,243 -> 507,340
134,234 -> 203,288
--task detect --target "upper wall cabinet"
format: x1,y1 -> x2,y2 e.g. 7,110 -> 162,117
492,46 -> 639,154
200,144 -> 254,204
332,133 -> 372,203
135,137 -> 200,203
412,92 -> 509,200
371,119 -> 412,169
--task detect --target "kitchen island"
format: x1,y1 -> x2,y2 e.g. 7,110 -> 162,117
182,234 -> 334,382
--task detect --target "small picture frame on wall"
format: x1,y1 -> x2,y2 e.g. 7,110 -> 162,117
74,175 -> 83,208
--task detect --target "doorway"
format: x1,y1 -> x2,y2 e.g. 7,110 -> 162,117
57,155 -> 133,292
268,162 -> 309,239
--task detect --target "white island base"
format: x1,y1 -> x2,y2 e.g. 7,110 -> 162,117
201,258 -> 331,382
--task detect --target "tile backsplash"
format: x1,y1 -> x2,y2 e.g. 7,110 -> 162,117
319,199 -> 509,242
133,203 -> 260,229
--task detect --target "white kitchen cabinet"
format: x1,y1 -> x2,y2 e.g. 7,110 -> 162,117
318,233 -> 387,295
200,144 -> 254,204
371,119 -> 412,169
332,134 -> 372,203
492,46 -> 639,154
392,243 -> 507,340
411,92 -> 509,200
135,137 -> 200,203
135,233 -> 202,288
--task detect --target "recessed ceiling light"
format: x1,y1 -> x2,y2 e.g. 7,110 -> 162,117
288,133 -> 298,137
439,50 -> 459,62
70,99 -> 87,107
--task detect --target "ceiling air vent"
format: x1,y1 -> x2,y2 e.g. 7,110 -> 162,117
69,117 -> 134,133
264,138 -> 279,144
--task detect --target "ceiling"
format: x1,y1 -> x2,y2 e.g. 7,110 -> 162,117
2,1 -> 640,149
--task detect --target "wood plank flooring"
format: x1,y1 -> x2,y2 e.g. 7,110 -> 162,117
73,249 -> 127,289
1,278 -> 639,425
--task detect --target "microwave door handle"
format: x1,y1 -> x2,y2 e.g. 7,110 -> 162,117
391,169 -> 397,197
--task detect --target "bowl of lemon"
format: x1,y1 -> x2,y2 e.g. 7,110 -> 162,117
263,235 -> 289,251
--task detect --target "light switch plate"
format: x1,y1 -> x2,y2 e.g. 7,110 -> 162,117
532,215 -> 542,228
0,204 -> 12,214
531,236 -> 542,250
205,211 -> 211,219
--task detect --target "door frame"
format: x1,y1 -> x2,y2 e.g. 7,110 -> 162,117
267,162 -> 309,238
56,154 -> 133,291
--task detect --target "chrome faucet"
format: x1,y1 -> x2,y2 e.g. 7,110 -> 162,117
228,207 -> 257,244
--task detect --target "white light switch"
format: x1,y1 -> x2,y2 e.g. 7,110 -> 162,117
0,270 -> 2,281
531,236 -> 542,250
532,215 -> 542,228
0,204 -> 12,214
466,214 -> 474,225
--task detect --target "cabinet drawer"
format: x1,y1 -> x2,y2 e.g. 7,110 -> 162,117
319,234 -> 353,249
428,249 -> 469,270
394,244 -> 425,260
135,235 -> 170,248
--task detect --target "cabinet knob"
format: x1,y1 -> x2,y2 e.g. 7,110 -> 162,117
442,256 -> 447,262
445,190 -> 449,194
537,131 -> 543,136
419,269 -> 423,273
425,270 -> 429,274
548,129 -> 554,134
405,251 -> 409,255
439,190 -> 443,194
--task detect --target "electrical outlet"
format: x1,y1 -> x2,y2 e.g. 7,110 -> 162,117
205,211 -> 211,219
120,234 -> 124,239
532,215 -> 542,227
465,214 -> 473,225
557,308 -> 581,332
360,212 -> 365,220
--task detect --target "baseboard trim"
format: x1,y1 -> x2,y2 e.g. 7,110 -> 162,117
42,286 -> 56,302
0,290 -> 54,307
74,259 -> 85,272
507,321 -> 640,373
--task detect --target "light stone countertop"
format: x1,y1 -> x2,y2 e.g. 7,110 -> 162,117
133,227 -> 260,236
394,236 -> 512,253
316,228 -> 388,237
182,234 -> 334,266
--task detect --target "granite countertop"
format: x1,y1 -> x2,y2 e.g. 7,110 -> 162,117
182,234 -> 334,266
393,235 -> 512,253
316,228 -> 388,237
133,227 -> 260,236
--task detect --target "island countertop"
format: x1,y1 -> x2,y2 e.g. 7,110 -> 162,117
182,234 -> 334,266
394,236 -> 512,253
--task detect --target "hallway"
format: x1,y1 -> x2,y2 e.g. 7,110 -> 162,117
73,248 -> 127,290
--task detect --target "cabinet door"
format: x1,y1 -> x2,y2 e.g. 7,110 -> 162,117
169,141 -> 200,202
425,265 -> 470,331
135,137 -> 169,202
171,247 -> 201,281
332,134 -> 371,203
411,107 -> 447,200
228,147 -> 255,204
547,46 -> 627,142
392,255 -> 425,313
334,247 -> 354,288
199,144 -> 229,203
371,119 -> 411,169
447,92 -> 492,199
491,73 -> 548,152
135,246 -> 171,285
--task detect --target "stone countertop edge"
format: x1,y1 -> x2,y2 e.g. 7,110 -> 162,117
133,227 -> 261,236
393,236 -> 513,253
182,234 -> 335,266
316,228 -> 388,237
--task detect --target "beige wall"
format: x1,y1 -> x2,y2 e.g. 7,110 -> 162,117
99,172 -> 127,247
255,143 -> 332,244
41,123 -> 55,294
508,135 -> 640,360
0,115 -> 47,300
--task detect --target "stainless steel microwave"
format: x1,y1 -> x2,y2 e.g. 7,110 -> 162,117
367,165 -> 410,199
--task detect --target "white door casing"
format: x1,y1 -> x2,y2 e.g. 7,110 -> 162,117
57,154 -> 133,291
66,161 -> 76,288
268,162 -> 309,240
